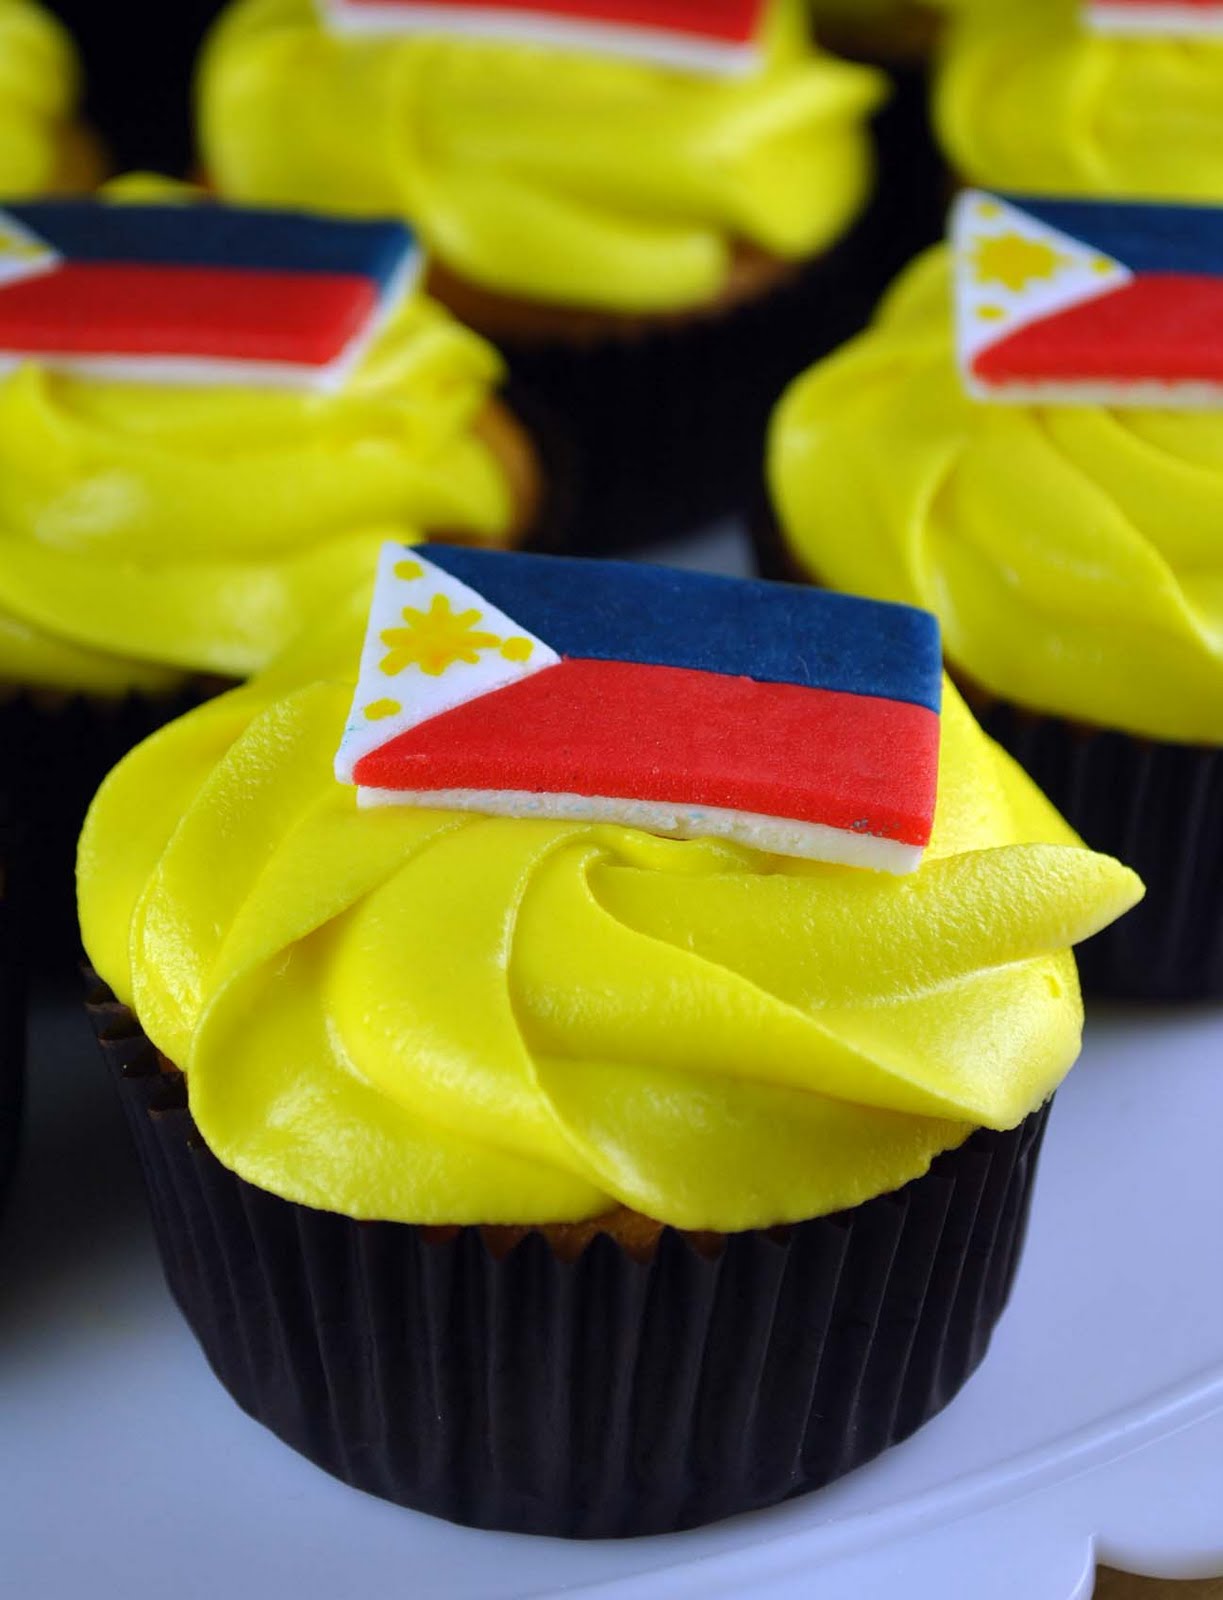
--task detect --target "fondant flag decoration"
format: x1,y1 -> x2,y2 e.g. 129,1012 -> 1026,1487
336,545 -> 943,872
1085,0 -> 1223,34
952,189 -> 1223,407
320,0 -> 769,74
0,201 -> 420,390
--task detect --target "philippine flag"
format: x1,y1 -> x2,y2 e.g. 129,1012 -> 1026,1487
335,545 -> 943,873
321,0 -> 769,74
953,190 -> 1223,407
0,201 -> 420,391
1086,0 -> 1223,35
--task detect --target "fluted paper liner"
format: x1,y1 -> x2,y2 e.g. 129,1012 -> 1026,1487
2,684 -> 213,972
89,981 -> 1051,1538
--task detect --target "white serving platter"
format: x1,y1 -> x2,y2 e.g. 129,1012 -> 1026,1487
1,526 -> 1220,1600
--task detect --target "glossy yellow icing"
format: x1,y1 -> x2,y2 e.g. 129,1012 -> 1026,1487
79,600 -> 1142,1230
0,1 -> 96,195
936,0 -> 1223,200
768,248 -> 1223,744
0,185 -> 529,699
198,0 -> 885,314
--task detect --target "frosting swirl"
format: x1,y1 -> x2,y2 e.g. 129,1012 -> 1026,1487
935,0 -> 1223,201
198,0 -> 884,314
0,1 -> 96,195
0,187 -> 534,699
79,601 -> 1141,1230
768,248 -> 1223,744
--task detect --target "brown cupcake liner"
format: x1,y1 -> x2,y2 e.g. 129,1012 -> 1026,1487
971,699 -> 1223,1003
1,683 -> 217,974
89,977 -> 1051,1537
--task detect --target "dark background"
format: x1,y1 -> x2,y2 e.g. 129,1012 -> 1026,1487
46,2 -> 227,176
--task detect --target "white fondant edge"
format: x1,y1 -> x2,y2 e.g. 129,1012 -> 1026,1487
1087,3 -> 1223,35
356,785 -> 923,873
965,375 -> 1223,409
321,1 -> 762,75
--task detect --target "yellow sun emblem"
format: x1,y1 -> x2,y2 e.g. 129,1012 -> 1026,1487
973,232 -> 1066,293
379,593 -> 533,678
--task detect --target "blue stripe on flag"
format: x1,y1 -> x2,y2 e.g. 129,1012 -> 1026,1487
2,202 -> 415,288
1007,195 -> 1223,277
419,546 -> 943,712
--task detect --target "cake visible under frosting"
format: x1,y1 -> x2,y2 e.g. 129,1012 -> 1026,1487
0,182 -> 538,699
769,246 -> 1223,744
936,0 -> 1223,202
198,0 -> 884,314
78,591 -> 1141,1231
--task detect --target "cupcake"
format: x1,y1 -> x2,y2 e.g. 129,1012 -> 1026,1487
935,0 -> 1223,202
80,545 -> 1140,1535
0,0 -> 102,195
0,178 -> 550,962
198,0 -> 893,548
767,193 -> 1223,999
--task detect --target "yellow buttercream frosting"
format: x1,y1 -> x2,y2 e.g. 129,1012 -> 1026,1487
198,0 -> 885,314
0,1 -> 97,195
935,0 -> 1223,201
768,248 -> 1223,745
0,184 -> 532,700
78,595 -> 1142,1231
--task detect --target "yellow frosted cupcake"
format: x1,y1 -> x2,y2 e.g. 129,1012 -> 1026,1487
81,546 -> 1139,1534
768,195 -> 1223,998
198,0 -> 892,546
0,1 -> 102,196
0,178 -> 546,961
935,0 -> 1223,202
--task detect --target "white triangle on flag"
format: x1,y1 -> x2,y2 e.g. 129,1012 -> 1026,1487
0,210 -> 59,291
335,543 -> 561,786
952,190 -> 1132,402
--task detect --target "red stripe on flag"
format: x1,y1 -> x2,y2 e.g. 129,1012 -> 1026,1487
974,275 -> 1223,387
341,0 -> 764,45
0,262 -> 380,366
353,658 -> 940,847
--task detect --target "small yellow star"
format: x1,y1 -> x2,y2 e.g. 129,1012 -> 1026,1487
0,230 -> 47,263
500,637 -> 534,662
380,593 -> 504,678
973,232 -> 1066,293
394,558 -> 423,581
364,698 -> 402,721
